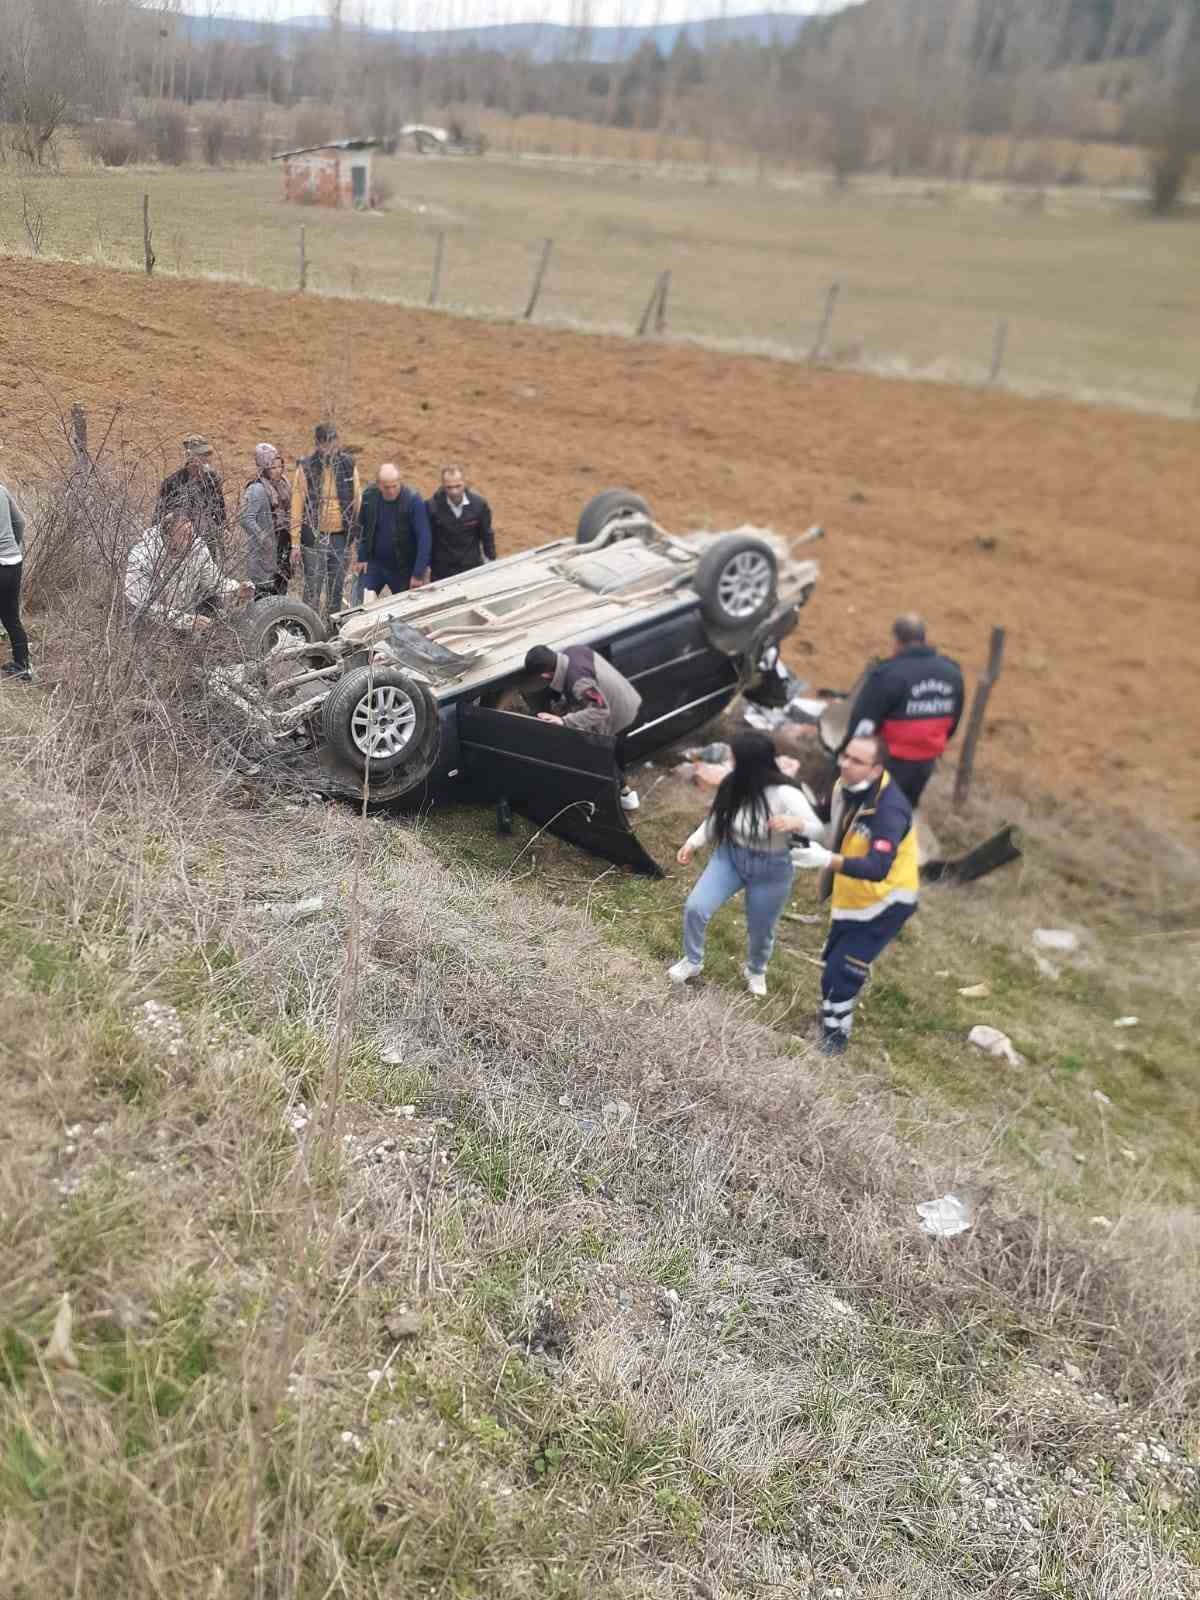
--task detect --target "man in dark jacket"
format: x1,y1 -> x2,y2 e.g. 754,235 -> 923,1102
426,465 -> 496,582
290,423 -> 362,614
156,434 -> 227,560
843,615 -> 965,808
524,643 -> 643,811
354,463 -> 431,600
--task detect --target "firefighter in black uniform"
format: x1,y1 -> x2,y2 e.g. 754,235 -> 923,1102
843,615 -> 965,809
426,465 -> 496,582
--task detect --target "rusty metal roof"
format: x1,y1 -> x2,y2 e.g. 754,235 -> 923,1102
271,138 -> 380,161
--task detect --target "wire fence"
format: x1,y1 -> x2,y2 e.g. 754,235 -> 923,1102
4,167 -> 1200,420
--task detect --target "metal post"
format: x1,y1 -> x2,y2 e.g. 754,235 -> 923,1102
987,317 -> 1009,386
142,193 -> 155,276
523,237 -> 553,320
809,281 -> 839,362
429,230 -> 445,308
298,224 -> 307,291
953,627 -> 1006,811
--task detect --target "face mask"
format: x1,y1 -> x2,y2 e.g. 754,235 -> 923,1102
844,776 -> 874,793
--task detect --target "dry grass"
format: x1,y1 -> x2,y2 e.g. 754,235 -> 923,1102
1,474 -> 1199,1596
1,148 -> 1198,415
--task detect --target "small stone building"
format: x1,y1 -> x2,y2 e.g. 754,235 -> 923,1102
272,138 -> 379,209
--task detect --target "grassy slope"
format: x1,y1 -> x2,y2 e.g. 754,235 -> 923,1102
2,680 -> 1198,1599
423,752 -> 1200,1221
3,154 -> 1200,410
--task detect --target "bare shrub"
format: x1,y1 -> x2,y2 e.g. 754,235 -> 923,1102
229,109 -> 267,164
83,119 -> 138,168
370,172 -> 395,208
1148,143 -> 1194,216
292,106 -> 333,149
138,103 -> 190,166
825,89 -> 872,185
18,184 -> 47,255
201,111 -> 228,166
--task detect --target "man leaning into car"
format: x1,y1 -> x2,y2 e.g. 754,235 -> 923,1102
524,643 -> 643,812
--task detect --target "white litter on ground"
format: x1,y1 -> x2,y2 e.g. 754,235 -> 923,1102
917,1194 -> 974,1238
968,1024 -> 1025,1067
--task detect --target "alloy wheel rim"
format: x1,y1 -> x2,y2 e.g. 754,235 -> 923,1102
351,684 -> 417,759
717,551 -> 773,618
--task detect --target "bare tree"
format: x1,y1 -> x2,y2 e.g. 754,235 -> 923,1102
0,0 -> 86,165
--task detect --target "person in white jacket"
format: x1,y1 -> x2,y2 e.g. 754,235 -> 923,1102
125,511 -> 249,632
669,732 -> 824,997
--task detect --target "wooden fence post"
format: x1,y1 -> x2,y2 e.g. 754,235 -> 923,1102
428,230 -> 445,308
298,225 -> 307,291
523,237 -> 553,320
142,193 -> 155,276
70,403 -> 88,461
953,626 -> 1006,810
654,269 -> 671,334
809,281 -> 839,362
1191,379 -> 1200,414
987,317 -> 1009,386
636,271 -> 668,337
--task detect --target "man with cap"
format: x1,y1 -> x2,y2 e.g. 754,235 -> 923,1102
238,444 -> 290,600
524,642 -> 643,811
156,435 -> 228,560
291,423 -> 362,616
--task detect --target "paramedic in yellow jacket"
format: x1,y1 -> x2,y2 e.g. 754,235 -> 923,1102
769,733 -> 919,1055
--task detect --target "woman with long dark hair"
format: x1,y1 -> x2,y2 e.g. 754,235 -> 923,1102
670,732 -> 822,996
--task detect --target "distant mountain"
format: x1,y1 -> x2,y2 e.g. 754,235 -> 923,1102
182,10 -> 816,64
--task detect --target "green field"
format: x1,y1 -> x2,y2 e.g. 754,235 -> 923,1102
4,151 -> 1200,413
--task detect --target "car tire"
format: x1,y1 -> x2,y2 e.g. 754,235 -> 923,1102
694,535 -> 778,630
321,664 -> 438,782
241,597 -> 329,655
575,488 -> 652,545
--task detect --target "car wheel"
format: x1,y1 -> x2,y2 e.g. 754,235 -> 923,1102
241,597 -> 329,655
694,535 -> 778,630
575,488 -> 652,545
321,664 -> 438,781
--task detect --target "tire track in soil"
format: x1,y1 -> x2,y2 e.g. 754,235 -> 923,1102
1,257 -> 1197,830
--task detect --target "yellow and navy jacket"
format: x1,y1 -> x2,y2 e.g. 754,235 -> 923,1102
820,771 -> 919,921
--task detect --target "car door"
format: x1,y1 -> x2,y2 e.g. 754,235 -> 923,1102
603,609 -> 740,759
456,705 -> 663,876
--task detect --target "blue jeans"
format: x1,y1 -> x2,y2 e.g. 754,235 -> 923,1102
362,561 -> 411,598
683,843 -> 796,975
301,532 -> 349,613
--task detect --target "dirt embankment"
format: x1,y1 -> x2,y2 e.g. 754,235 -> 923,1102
2,257 -> 1197,827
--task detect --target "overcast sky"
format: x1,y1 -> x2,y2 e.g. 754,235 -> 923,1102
191,2 -> 818,31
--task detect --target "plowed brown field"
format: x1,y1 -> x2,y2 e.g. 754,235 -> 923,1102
2,258 -> 1197,828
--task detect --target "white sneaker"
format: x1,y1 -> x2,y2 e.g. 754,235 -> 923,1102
742,966 -> 767,997
619,787 -> 640,812
668,958 -> 702,984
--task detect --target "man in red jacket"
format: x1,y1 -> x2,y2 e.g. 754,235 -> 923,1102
843,615 -> 965,809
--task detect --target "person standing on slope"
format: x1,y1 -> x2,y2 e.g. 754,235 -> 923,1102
770,733 -> 918,1053
670,732 -> 823,997
843,614 -> 964,809
0,477 -> 32,683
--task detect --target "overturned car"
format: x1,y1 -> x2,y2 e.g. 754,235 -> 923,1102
225,491 -> 822,872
